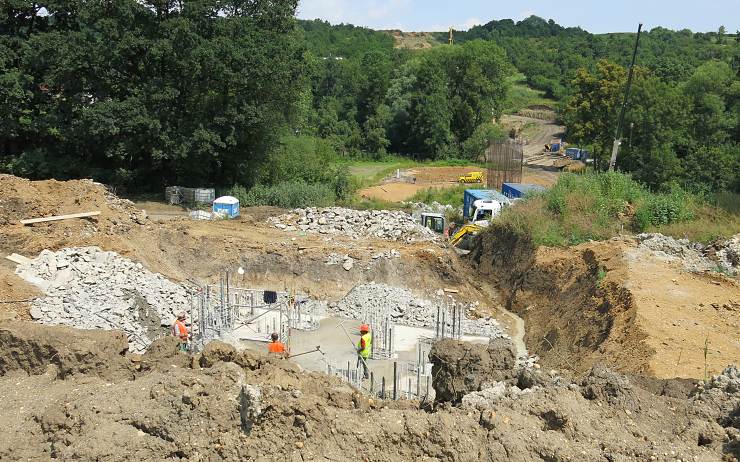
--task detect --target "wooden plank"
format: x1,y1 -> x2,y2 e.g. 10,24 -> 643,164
5,253 -> 31,265
20,211 -> 100,225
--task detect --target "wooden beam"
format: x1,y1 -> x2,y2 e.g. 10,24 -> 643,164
20,211 -> 100,225
5,253 -> 31,265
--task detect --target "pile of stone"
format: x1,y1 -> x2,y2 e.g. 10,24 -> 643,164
712,234 -> 740,275
268,207 -> 438,242
330,282 -> 505,339
324,253 -> 355,271
403,201 -> 461,219
636,233 -> 740,274
371,249 -> 400,260
461,382 -> 537,410
15,247 -> 192,353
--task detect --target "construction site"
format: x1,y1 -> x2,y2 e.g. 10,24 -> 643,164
0,171 -> 738,461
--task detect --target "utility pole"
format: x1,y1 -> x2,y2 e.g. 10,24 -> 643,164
448,27 -> 454,45
608,23 -> 642,172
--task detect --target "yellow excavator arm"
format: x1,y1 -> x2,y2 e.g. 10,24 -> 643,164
449,223 -> 482,247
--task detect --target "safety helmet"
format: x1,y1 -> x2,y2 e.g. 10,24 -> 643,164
359,324 -> 370,333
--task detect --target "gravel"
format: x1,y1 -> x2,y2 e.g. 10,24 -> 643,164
330,282 -> 506,339
636,233 -> 740,274
16,247 -> 192,352
268,207 -> 438,242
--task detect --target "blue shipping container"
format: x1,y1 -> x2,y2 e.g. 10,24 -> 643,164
212,196 -> 240,218
501,183 -> 546,199
463,189 -> 510,220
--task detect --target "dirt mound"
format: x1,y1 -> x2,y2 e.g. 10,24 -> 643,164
0,174 -> 147,255
0,321 -> 737,461
0,320 -> 131,380
430,338 -> 517,403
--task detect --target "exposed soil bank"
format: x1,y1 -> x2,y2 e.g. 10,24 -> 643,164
468,224 -> 645,374
1,322 -> 737,461
468,224 -> 740,379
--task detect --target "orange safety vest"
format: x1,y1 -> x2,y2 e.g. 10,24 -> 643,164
172,320 -> 188,340
268,341 -> 286,354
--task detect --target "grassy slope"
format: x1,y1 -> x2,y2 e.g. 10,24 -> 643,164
502,73 -> 558,114
495,172 -> 739,246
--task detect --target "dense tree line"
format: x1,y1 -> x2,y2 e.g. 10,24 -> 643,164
299,19 -> 510,160
453,16 -> 739,193
1,7 -> 737,196
563,59 -> 739,192
0,8 -> 510,192
453,16 -> 737,100
1,0 -> 306,189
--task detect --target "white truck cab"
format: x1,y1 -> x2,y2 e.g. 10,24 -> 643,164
471,199 -> 503,226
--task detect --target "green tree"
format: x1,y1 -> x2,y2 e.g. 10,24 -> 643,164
462,123 -> 505,161
563,60 -> 627,169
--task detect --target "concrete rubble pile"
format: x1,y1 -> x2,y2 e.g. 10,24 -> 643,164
331,282 -> 506,339
403,200 -> 461,219
637,232 -> 740,274
15,247 -> 191,353
268,207 -> 438,242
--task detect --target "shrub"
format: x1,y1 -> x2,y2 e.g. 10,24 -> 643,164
227,181 -> 336,209
495,172 -> 722,247
633,187 -> 694,231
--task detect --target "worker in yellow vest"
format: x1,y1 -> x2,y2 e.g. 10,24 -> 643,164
356,324 -> 372,379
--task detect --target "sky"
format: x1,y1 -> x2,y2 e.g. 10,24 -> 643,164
296,0 -> 740,33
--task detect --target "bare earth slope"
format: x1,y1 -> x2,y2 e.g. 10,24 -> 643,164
0,322 -> 737,461
470,229 -> 740,379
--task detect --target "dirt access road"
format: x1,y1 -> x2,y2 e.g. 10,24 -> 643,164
501,114 -> 565,158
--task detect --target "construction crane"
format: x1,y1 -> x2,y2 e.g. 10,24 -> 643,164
608,23 -> 643,171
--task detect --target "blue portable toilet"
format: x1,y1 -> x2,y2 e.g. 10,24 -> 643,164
212,195 -> 240,218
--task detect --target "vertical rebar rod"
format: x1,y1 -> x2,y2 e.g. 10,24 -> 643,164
416,345 -> 421,397
370,372 -> 375,393
436,306 -> 440,338
441,309 -> 446,339
225,272 -> 230,326
393,361 -> 398,400
381,377 -> 386,399
451,306 -> 456,340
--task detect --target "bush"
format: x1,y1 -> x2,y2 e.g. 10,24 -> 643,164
633,187 -> 694,231
495,172 -> 719,246
227,181 -> 336,209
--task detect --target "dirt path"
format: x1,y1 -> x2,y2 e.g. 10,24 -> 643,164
358,165 -> 559,202
501,114 -> 565,158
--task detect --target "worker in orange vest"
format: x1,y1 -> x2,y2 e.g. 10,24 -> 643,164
267,332 -> 288,358
171,311 -> 190,352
